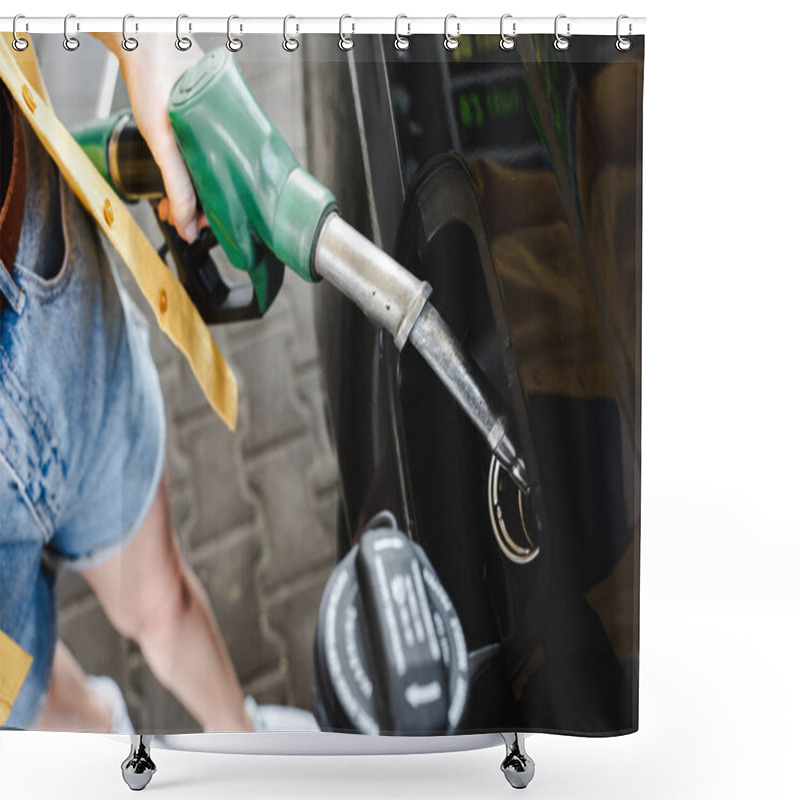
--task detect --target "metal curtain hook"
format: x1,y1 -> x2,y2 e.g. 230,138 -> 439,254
121,14 -> 138,51
176,14 -> 192,51
283,15 -> 299,51
554,14 -> 570,51
12,15 -> 29,51
395,14 -> 410,51
227,15 -> 243,51
339,15 -> 354,50
63,14 -> 80,51
499,14 -> 515,51
616,14 -> 631,51
444,14 -> 459,51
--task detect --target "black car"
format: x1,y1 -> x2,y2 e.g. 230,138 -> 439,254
305,32 -> 642,736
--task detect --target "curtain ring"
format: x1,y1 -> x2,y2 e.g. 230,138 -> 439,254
283,15 -> 299,52
227,15 -> 243,52
339,15 -> 354,50
444,14 -> 459,51
176,14 -> 192,51
12,15 -> 29,51
616,14 -> 632,51
121,14 -> 138,52
554,14 -> 570,51
499,14 -> 515,51
63,14 -> 80,51
394,15 -> 410,51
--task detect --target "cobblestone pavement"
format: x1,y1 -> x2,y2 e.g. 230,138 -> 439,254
37,37 -> 339,732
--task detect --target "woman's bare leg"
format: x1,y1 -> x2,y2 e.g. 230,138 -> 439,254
36,640 -> 113,731
77,474 -> 253,732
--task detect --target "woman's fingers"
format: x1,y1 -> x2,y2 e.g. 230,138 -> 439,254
152,129 -> 199,242
157,197 -> 169,223
114,34 -> 205,243
157,198 -> 209,238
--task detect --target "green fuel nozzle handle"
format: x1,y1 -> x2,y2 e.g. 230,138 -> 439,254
71,48 -> 334,316
167,48 -> 337,313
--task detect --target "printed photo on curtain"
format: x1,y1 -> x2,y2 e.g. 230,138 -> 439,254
0,21 -> 643,766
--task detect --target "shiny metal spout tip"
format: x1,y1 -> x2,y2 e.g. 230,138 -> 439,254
508,458 -> 531,496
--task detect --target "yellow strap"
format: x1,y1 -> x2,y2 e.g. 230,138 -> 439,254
0,629 -> 33,725
0,35 -> 238,431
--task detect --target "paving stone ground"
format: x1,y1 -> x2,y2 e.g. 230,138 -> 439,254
37,36 -> 339,731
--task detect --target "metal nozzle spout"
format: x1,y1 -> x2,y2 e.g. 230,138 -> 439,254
510,459 -> 531,495
314,214 -> 530,494
494,434 -> 531,496
408,304 -> 531,495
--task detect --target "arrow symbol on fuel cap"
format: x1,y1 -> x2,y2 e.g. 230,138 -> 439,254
405,681 -> 443,708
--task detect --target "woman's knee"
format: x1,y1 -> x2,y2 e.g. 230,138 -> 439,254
112,560 -> 194,643
80,476 -> 194,643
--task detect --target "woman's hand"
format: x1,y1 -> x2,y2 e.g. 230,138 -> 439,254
94,34 -> 203,242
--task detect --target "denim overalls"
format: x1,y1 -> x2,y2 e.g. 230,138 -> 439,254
0,109 -> 165,729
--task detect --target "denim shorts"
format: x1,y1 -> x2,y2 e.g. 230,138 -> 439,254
0,120 -> 166,729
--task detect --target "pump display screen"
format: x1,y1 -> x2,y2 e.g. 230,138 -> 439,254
386,35 -> 552,180
449,38 -> 541,156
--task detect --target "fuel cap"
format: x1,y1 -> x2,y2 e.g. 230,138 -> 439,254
312,512 -> 469,735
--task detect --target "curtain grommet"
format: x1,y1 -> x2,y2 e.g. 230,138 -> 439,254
499,14 -> 516,51
395,15 -> 410,51
63,14 -> 80,51
226,15 -> 243,52
121,14 -> 138,52
339,15 -> 354,51
616,15 -> 632,51
283,15 -> 299,52
444,14 -> 460,51
12,15 -> 29,51
554,14 -> 571,51
175,14 -> 192,51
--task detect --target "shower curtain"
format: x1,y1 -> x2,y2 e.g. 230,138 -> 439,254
1,26 -> 643,739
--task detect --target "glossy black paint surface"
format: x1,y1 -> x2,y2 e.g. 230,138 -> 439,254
305,33 -> 642,735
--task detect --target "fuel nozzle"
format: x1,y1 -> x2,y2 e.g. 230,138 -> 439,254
73,47 -> 530,491
168,49 -> 530,489
314,214 -> 531,495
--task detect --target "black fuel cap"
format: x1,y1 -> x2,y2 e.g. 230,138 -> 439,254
312,512 -> 469,735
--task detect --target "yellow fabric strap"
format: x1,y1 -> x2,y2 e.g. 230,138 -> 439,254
0,629 -> 33,725
0,35 -> 238,430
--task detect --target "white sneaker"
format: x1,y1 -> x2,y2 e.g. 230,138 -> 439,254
86,675 -> 135,734
243,695 -> 319,732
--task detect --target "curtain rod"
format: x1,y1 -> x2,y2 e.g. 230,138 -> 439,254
0,16 -> 646,37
